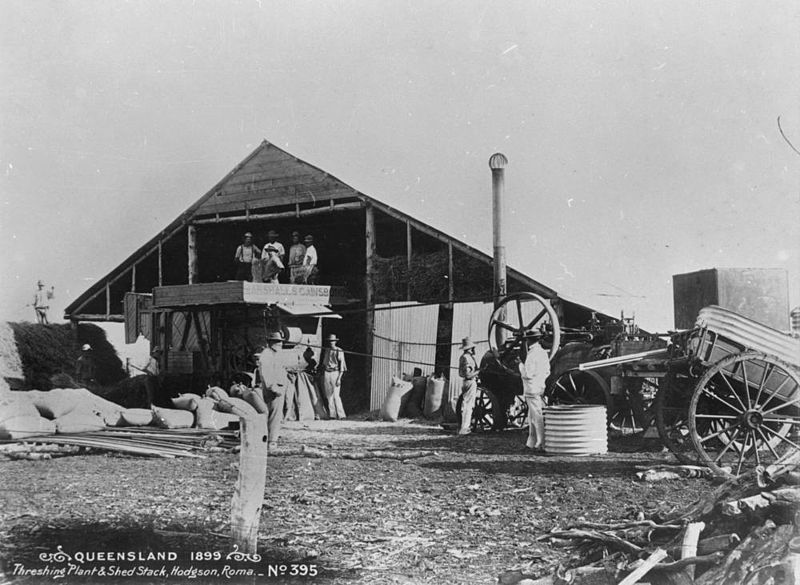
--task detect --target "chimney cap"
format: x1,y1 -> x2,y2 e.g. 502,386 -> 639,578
489,153 -> 508,170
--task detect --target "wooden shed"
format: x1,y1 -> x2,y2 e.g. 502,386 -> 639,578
64,140 -> 609,411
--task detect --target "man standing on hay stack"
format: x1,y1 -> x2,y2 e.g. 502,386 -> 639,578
258,331 -> 289,450
457,337 -> 480,435
33,280 -> 53,324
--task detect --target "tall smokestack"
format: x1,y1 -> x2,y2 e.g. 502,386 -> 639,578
489,153 -> 508,307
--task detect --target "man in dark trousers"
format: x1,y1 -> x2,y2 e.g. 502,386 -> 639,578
233,232 -> 260,281
319,334 -> 347,419
257,332 -> 289,450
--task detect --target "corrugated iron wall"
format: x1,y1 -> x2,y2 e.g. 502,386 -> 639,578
370,302 -> 439,410
448,301 -> 494,410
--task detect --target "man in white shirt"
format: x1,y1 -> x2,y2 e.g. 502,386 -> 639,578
257,332 -> 289,450
287,231 -> 307,284
302,235 -> 319,284
233,233 -> 260,281
518,341 -> 551,451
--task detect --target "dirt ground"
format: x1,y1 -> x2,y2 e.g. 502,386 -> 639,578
0,418 -> 712,585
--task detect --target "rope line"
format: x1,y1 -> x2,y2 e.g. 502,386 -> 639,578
371,331 -> 490,347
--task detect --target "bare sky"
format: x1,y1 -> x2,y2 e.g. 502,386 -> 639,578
2,0 -> 798,333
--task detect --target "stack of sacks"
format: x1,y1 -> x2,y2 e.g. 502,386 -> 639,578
424,374 -> 446,418
0,390 -> 55,439
26,388 -> 118,433
380,377 -> 414,422
199,386 -> 260,429
405,375 -> 427,418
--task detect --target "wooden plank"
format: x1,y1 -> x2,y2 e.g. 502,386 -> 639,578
364,204 -> 376,396
131,263 -> 136,293
187,225 -> 198,285
197,188 -> 356,216
158,239 -> 163,286
230,415 -> 268,554
448,242 -> 454,302
192,201 -> 363,225
105,282 -> 111,318
71,313 -> 125,323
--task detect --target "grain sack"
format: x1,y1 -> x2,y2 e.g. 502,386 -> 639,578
27,389 -> 78,419
380,377 -> 413,422
151,406 -> 194,429
171,393 -> 202,411
424,374 -> 446,418
405,376 -> 427,418
240,389 -> 268,414
212,411 -> 240,429
0,392 -> 50,439
205,386 -> 229,401
215,396 -> 258,418
120,408 -> 154,427
54,410 -> 105,434
194,398 -> 217,429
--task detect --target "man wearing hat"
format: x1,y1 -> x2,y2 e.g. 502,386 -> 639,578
457,337 -> 480,435
287,231 -> 307,284
33,280 -> 53,324
302,235 -> 318,284
262,243 -> 285,284
319,334 -> 347,419
257,332 -> 290,450
75,343 -> 96,385
233,233 -> 261,281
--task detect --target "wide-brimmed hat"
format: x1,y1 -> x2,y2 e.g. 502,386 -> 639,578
460,337 -> 475,350
81,343 -> 92,351
268,229 -> 279,238
37,280 -> 44,287
243,232 -> 253,238
304,235 -> 314,243
325,334 -> 339,342
291,230 -> 300,237
266,331 -> 284,343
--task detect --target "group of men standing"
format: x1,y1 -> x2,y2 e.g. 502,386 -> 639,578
256,333 -> 347,450
234,230 -> 318,284
457,336 -> 550,451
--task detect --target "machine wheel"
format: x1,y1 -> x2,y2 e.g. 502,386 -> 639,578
456,386 -> 506,432
487,292 -> 561,374
654,373 -> 701,465
688,352 -> 800,477
609,377 -> 659,436
506,395 -> 529,428
545,370 -> 612,417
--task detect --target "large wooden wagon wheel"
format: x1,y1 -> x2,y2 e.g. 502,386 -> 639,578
488,292 -> 561,374
689,352 -> 800,477
654,373 -> 701,465
545,370 -> 613,416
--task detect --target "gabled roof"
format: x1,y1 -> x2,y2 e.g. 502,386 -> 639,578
65,140 -> 558,318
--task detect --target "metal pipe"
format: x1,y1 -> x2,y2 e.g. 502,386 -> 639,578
489,153 -> 508,308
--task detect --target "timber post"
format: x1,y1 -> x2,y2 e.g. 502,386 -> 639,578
188,225 -> 198,285
364,203 -> 376,398
230,415 -> 268,553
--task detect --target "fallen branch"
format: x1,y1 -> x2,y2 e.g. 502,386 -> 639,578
648,551 -> 726,572
267,445 -> 438,460
537,529 -> 643,556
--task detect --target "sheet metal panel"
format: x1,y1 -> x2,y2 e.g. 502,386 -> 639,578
695,306 -> 800,368
369,302 -> 439,410
448,302 -> 494,409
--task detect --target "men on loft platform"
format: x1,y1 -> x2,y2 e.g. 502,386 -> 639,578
301,235 -> 319,284
288,231 -> 307,284
233,232 -> 260,281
